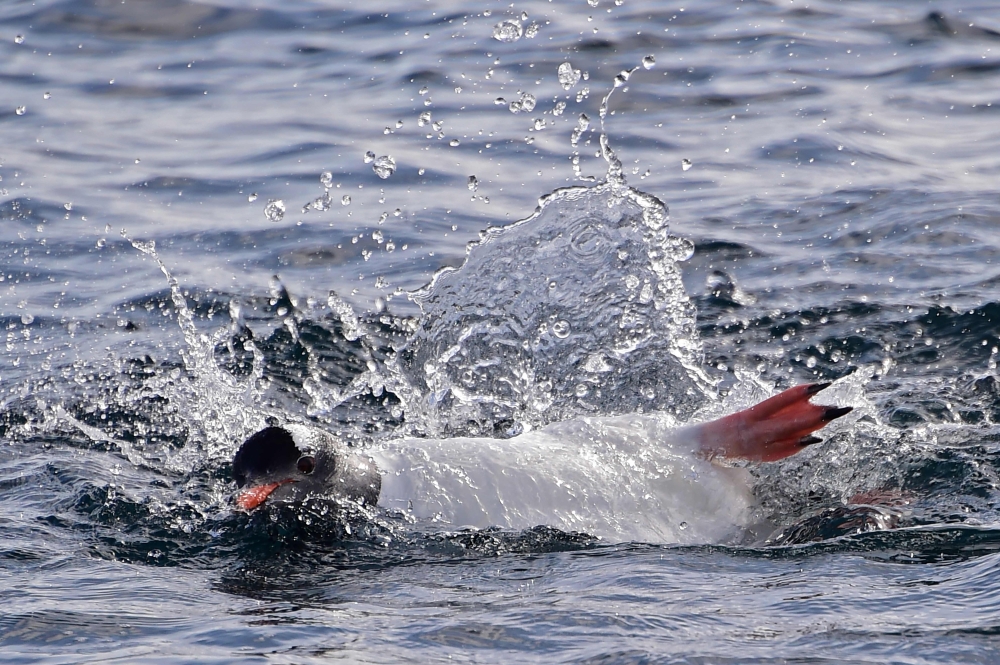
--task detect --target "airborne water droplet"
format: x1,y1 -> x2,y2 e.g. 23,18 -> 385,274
552,320 -> 571,338
418,111 -> 432,127
449,139 -> 460,147
248,193 -> 258,202
15,106 -> 25,116
467,175 -> 479,192
364,151 -> 376,164
320,171 -> 334,188
642,55 -> 656,69
557,62 -> 582,90
509,92 -> 536,114
263,199 -> 285,222
14,35 -> 24,44
373,155 -> 396,179
341,195 -> 351,206
492,19 -> 523,43
43,92 -> 51,100
681,158 -> 693,171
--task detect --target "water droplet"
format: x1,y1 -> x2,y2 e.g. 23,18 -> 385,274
263,199 -> 285,222
21,313 -> 34,325
96,238 -> 106,248
525,22 -> 540,38
42,92 -> 51,100
395,119 -> 403,128
557,62 -> 582,90
373,155 -> 396,179
418,168 -> 426,176
467,175 -> 479,192
533,118 -> 546,131
320,171 -> 334,188
449,139 -> 460,147
394,208 -> 402,216
642,55 -> 656,69
14,35 -> 24,44
806,356 -> 818,368
418,86 -> 429,96
305,192 -> 332,212
385,242 -> 396,252
679,521 -> 688,530
492,19 -> 523,43
681,158 -> 693,171
341,195 -> 351,206
15,106 -> 25,116
552,320 -> 571,338
418,111 -> 432,127
587,0 -> 599,6
364,151 -> 376,164
575,383 -> 589,397
432,120 -> 443,132
509,92 -> 536,114
552,101 -> 566,116
378,212 -> 388,224
494,97 -> 506,105
248,193 -> 258,202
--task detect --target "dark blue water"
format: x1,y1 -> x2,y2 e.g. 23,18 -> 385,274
6,0 -> 1000,662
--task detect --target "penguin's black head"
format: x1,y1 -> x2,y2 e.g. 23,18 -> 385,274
232,426 -> 324,510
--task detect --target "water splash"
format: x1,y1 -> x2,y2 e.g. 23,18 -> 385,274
376,179 -> 712,438
115,232 -> 269,466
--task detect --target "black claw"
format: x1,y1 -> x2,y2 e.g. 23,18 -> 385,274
806,382 -> 832,395
798,436 -> 823,447
822,406 -> 854,421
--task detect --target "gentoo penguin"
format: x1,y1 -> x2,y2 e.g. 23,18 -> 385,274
231,382 -> 851,513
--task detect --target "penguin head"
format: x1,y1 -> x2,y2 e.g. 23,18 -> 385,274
231,426 -> 335,510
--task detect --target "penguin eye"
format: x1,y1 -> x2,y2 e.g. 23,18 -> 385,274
296,456 -> 315,475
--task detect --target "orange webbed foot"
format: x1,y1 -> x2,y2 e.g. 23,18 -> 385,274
694,382 -> 853,462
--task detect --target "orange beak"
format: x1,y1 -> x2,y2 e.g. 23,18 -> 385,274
235,479 -> 295,511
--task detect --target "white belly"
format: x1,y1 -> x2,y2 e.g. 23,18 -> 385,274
372,413 -> 754,544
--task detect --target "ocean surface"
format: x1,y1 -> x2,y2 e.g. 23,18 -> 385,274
5,0 -> 1000,662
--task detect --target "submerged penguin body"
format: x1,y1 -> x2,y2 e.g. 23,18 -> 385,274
231,383 -> 852,543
